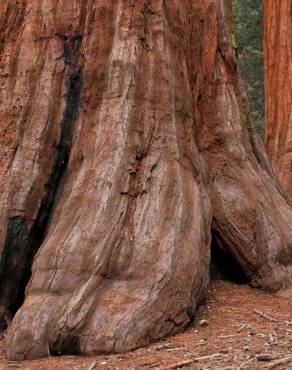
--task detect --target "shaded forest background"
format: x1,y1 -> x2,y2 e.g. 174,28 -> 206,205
234,0 -> 264,137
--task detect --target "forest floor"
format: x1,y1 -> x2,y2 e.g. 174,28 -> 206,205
0,281 -> 291,370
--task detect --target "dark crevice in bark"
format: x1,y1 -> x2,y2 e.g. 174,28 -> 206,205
49,335 -> 81,357
210,236 -> 248,285
0,217 -> 28,331
0,37 -> 83,330
62,35 -> 82,66
276,244 -> 292,267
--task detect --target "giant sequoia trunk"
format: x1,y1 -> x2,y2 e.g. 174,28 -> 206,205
264,0 -> 292,202
0,0 -> 291,360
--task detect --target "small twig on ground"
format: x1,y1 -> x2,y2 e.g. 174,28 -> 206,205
256,354 -> 281,362
268,333 -> 277,345
254,309 -> 277,322
263,357 -> 291,369
240,357 -> 256,368
155,343 -> 171,350
139,359 -> 161,367
86,361 -> 97,370
192,353 -> 221,362
165,348 -> 185,352
158,359 -> 193,370
237,324 -> 246,333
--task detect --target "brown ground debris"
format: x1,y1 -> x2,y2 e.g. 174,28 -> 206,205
1,281 -> 291,370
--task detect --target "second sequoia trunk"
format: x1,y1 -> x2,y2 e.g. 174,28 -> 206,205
0,0 -> 291,360
264,0 -> 292,203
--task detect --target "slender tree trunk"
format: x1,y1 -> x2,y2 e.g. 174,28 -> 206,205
264,0 -> 292,202
0,0 -> 291,360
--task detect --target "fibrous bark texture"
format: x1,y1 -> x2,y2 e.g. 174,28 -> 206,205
194,1 -> 292,295
264,0 -> 292,202
0,0 -> 291,361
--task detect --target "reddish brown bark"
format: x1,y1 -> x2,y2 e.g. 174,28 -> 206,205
0,0 -> 291,361
193,1 -> 292,295
1,0 -> 212,359
264,0 -> 292,202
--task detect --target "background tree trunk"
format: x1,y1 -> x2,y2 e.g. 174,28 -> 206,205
0,0 -> 291,360
193,1 -> 292,294
264,0 -> 292,202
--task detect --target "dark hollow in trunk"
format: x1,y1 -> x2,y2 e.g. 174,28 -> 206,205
210,237 -> 247,285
